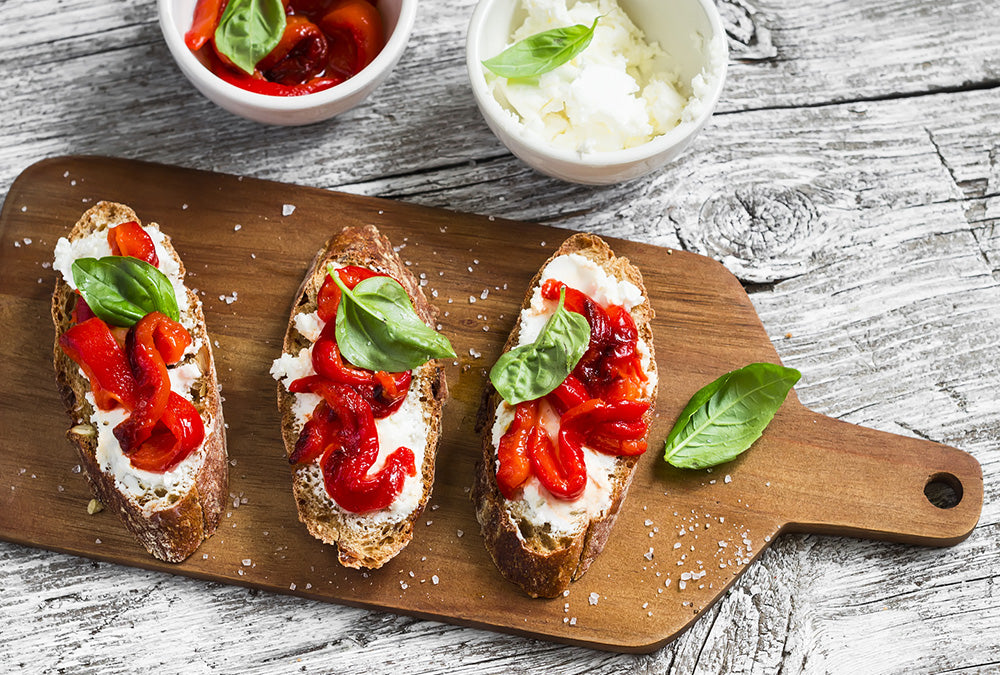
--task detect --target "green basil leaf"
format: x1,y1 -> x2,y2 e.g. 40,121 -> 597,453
489,287 -> 591,405
332,269 -> 456,372
663,363 -> 801,469
482,17 -> 599,79
213,0 -> 286,76
72,256 -> 180,327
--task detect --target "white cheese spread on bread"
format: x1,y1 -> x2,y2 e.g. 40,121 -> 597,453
53,225 -> 208,507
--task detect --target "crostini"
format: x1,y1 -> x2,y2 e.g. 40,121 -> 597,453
271,225 -> 452,569
51,202 -> 228,563
473,233 -> 658,597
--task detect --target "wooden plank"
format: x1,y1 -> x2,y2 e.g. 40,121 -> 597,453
0,156 -> 982,653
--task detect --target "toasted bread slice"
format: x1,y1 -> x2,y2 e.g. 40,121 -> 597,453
272,225 -> 448,569
51,202 -> 228,563
473,233 -> 658,598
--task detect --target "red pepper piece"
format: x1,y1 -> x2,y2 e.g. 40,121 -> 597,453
185,0 -> 226,51
71,293 -> 97,325
206,48 -> 343,95
560,398 -> 649,458
320,0 -> 384,80
114,312 -> 190,455
312,322 -> 377,386
289,399 -> 333,464
107,221 -> 159,267
546,374 -> 589,416
127,392 -> 206,472
532,415 -> 587,501
495,401 -> 538,500
308,382 -> 415,513
316,265 -> 381,321
258,16 -> 329,85
59,318 -> 137,411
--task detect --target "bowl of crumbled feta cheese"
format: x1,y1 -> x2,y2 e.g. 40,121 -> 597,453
467,0 -> 727,184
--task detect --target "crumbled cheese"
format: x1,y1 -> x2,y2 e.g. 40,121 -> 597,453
486,0 -> 723,153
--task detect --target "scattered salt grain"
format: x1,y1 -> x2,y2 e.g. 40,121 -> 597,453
234,224 -> 242,231
290,583 -> 297,590
456,529 -> 464,538
468,296 -> 476,304
282,204 -> 296,216
242,559 -> 251,566
588,592 -> 599,605
724,475 -> 732,484
432,575 -> 439,585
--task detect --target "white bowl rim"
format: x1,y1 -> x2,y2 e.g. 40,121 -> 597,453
465,0 -> 728,169
158,0 -> 418,112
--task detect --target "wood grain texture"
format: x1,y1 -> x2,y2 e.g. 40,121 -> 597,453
0,0 -> 998,671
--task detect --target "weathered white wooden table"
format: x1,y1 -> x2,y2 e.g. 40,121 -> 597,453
2,0 -> 998,672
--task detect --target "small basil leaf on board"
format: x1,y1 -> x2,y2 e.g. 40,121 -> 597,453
663,363 -> 801,470
72,257 -> 180,327
490,287 -> 591,405
214,0 -> 286,76
332,269 -> 456,372
482,17 -> 600,79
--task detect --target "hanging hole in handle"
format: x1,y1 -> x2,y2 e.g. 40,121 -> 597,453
924,473 -> 963,509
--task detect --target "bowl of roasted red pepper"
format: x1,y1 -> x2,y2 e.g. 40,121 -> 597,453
159,0 -> 416,125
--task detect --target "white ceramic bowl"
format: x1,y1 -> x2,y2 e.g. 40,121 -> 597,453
159,0 -> 418,125
466,0 -> 728,184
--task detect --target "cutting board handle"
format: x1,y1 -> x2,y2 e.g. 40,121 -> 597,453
773,408 -> 983,546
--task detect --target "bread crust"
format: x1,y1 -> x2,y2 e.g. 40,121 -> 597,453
472,233 -> 657,598
277,225 -> 447,569
51,202 -> 227,563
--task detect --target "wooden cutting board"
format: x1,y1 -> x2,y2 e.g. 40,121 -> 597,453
0,156 -> 983,653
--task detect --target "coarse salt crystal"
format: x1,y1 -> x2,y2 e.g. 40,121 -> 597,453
242,559 -> 251,566
282,204 -> 296,216
724,475 -> 732,484
432,575 -> 439,585
589,592 -> 599,605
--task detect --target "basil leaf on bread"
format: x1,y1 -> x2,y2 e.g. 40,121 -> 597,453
71,256 -> 180,327
489,287 -> 590,405
331,267 -> 456,372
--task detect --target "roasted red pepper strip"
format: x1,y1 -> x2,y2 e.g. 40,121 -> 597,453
531,413 -> 587,501
316,265 -> 381,321
185,0 -> 225,51
312,324 -> 374,386
59,318 -> 136,411
114,312 -> 191,454
258,16 -> 329,85
495,400 -> 538,500
107,221 -> 159,266
545,374 -> 589,416
70,293 -> 97,325
320,0 -> 385,80
295,380 -> 415,512
127,392 -> 206,472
